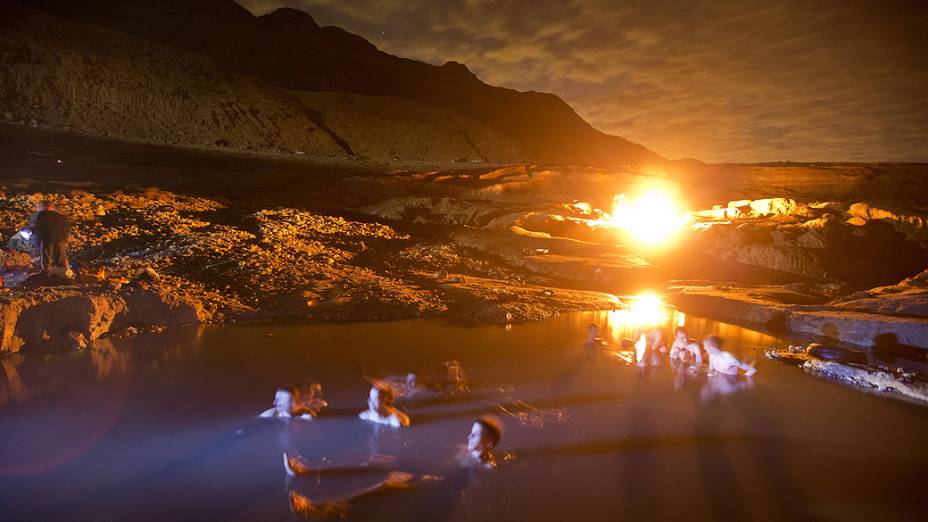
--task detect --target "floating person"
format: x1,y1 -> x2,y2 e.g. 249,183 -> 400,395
704,336 -> 757,376
464,415 -> 503,469
670,327 -> 704,364
260,382 -> 328,419
383,372 -> 427,399
285,416 -> 502,517
359,382 -> 410,427
380,360 -> 471,405
443,360 -> 468,393
289,472 -> 414,518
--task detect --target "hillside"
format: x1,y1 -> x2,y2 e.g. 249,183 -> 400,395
0,3 -> 531,163
5,0 -> 663,167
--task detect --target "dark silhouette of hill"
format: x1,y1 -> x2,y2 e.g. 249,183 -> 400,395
14,0 -> 664,167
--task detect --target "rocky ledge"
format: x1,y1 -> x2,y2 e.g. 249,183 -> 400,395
666,271 -> 928,350
766,346 -> 928,403
0,281 -> 215,351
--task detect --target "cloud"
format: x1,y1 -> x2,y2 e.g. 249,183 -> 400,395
237,0 -> 928,162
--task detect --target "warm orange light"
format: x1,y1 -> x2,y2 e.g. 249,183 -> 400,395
604,186 -> 690,246
628,293 -> 667,325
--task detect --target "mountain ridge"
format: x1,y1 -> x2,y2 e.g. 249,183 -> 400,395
5,0 -> 665,166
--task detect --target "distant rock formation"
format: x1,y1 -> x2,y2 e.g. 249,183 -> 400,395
0,3 -> 528,162
3,0 -> 663,166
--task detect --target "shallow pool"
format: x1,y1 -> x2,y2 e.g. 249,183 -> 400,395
1,313 -> 926,521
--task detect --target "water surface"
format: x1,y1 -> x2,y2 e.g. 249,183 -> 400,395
1,313 -> 926,521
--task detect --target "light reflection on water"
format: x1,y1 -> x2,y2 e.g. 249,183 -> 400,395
583,306 -> 780,351
0,316 -> 926,521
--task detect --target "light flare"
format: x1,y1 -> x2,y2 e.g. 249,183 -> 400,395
592,184 -> 691,247
627,293 -> 667,326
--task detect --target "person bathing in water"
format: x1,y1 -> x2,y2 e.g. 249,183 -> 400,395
647,327 -> 668,353
288,472 -> 415,517
464,415 -> 503,469
359,382 -> 410,427
704,336 -> 757,376
285,416 -> 502,516
260,382 -> 328,419
670,327 -> 704,364
583,323 -> 607,347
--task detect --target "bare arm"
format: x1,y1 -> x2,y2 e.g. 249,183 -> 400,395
288,473 -> 414,517
284,452 -> 394,476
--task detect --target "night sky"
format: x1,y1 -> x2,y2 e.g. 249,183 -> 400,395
239,0 -> 928,163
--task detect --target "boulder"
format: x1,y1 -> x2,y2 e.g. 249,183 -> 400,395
115,287 -> 206,328
9,292 -> 125,351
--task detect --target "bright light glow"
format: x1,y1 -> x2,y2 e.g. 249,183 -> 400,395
604,186 -> 690,246
627,293 -> 667,326
18,229 -> 31,240
634,334 -> 647,363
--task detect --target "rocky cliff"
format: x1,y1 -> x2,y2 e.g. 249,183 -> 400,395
3,0 -> 662,166
0,3 -> 531,163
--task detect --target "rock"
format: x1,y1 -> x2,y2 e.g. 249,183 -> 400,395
7,292 -> 125,352
748,198 -> 810,218
795,229 -> 827,249
784,308 -> 928,348
766,347 -> 928,403
847,202 -> 928,241
116,287 -> 207,328
665,285 -> 792,331
830,269 -> 928,317
139,267 -> 161,283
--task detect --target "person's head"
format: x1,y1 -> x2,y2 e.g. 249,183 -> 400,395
674,326 -> 688,342
468,415 -> 502,454
703,335 -> 723,353
585,323 -> 599,341
35,200 -> 52,212
274,386 -> 297,415
406,373 -> 418,390
368,383 -> 395,413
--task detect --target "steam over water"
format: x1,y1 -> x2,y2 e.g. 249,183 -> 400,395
1,315 -> 926,520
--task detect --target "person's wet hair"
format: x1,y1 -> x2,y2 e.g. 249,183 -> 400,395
704,335 -> 723,348
277,382 -> 325,416
674,326 -> 687,336
475,415 -> 502,447
373,382 -> 395,403
277,384 -> 298,395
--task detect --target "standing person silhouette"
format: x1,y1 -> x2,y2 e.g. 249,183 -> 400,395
32,200 -> 71,276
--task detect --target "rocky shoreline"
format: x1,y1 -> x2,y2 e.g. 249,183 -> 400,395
1,135 -> 927,357
0,184 -> 622,353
